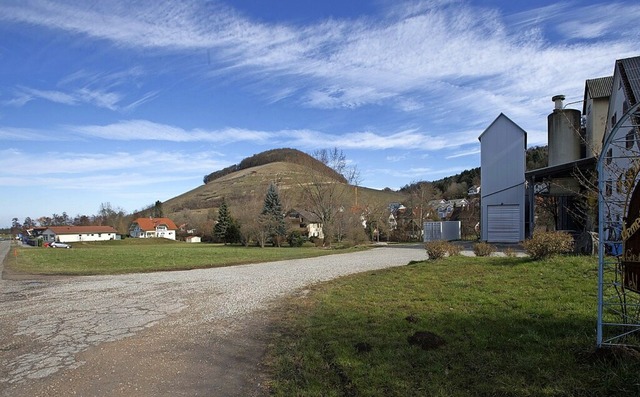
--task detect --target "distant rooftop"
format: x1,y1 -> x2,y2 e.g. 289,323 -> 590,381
585,76 -> 613,99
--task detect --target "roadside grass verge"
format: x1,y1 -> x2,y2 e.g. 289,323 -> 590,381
8,239 -> 359,275
266,255 -> 640,396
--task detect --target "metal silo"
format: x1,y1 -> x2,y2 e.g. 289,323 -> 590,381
548,95 -> 582,167
547,95 -> 582,196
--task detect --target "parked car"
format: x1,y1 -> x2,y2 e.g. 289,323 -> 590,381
50,242 -> 71,249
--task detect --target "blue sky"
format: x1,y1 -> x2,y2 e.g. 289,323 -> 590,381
1,0 -> 639,227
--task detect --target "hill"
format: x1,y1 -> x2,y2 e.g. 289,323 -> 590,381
203,148 -> 346,184
163,149 -> 406,233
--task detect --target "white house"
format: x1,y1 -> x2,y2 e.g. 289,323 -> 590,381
601,56 -> 640,260
427,199 -> 468,220
185,236 -> 202,243
287,209 -> 324,239
129,217 -> 178,240
42,225 -> 118,243
479,113 -> 527,243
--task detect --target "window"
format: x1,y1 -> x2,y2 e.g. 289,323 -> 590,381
606,148 -> 613,165
623,101 -> 629,114
606,180 -> 613,196
627,129 -> 634,149
611,112 -> 617,126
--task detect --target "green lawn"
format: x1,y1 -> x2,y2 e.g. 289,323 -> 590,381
266,255 -> 640,397
8,238 -> 354,275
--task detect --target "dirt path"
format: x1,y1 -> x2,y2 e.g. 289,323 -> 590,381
0,242 -> 426,396
6,307 -> 271,397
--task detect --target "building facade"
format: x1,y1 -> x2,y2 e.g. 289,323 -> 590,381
42,226 -> 118,243
479,113 -> 527,243
129,217 -> 178,240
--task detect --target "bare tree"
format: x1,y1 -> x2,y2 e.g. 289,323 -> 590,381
232,195 -> 263,247
312,147 -> 361,185
362,198 -> 391,242
296,156 -> 351,246
407,181 -> 437,230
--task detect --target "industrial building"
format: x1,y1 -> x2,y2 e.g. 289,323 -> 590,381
480,55 -> 639,243
478,113 -> 527,243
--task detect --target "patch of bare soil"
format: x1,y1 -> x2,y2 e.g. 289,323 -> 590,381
579,345 -> 640,366
407,331 -> 447,351
1,309 -> 272,397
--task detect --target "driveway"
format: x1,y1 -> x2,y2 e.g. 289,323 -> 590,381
0,241 -> 425,396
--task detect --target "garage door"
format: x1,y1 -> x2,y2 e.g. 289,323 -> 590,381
487,205 -> 520,243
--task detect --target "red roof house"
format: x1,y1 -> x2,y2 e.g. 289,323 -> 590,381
129,218 -> 178,240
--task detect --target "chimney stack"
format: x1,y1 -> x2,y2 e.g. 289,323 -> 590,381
552,94 -> 565,110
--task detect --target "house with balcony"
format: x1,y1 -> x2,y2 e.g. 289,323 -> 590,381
129,217 -> 178,240
286,209 -> 324,239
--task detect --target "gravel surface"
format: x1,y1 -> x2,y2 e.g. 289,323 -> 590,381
0,241 -> 425,396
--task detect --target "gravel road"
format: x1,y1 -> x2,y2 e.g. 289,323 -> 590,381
0,241 -> 425,396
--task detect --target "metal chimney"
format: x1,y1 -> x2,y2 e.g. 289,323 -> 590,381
552,94 -> 565,110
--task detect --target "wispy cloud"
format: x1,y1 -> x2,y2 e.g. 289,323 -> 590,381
66,120 -> 273,143
0,148 -> 229,183
1,118 -> 482,154
509,2 -> 640,41
446,149 -> 481,159
3,0 -> 639,122
0,127 -> 55,141
4,65 -> 158,111
4,86 -> 123,110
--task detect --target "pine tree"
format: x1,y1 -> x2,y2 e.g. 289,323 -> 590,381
262,183 -> 286,246
214,199 -> 231,243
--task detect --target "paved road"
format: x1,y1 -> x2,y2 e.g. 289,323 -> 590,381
0,242 -> 425,396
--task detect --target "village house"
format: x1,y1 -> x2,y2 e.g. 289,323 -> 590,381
427,199 -> 469,220
185,235 -> 202,243
286,209 -> 324,239
42,225 -> 118,243
129,217 -> 178,240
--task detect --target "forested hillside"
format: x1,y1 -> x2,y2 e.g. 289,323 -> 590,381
203,148 -> 346,184
401,145 -> 549,199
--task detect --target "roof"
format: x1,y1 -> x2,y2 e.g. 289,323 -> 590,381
478,113 -> 527,144
289,209 -> 322,223
46,225 -> 118,235
585,76 -> 613,99
618,56 -> 640,106
132,217 -> 178,231
525,157 -> 596,180
582,76 -> 613,114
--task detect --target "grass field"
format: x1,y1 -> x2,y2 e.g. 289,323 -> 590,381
7,238 -> 354,275
266,255 -> 640,397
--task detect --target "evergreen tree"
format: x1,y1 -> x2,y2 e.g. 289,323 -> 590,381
262,183 -> 286,246
214,199 -> 231,243
152,200 -> 164,218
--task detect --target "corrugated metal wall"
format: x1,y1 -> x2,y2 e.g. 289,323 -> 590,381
487,205 -> 520,243
423,221 -> 461,241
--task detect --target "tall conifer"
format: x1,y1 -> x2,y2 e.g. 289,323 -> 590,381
214,199 -> 231,243
262,183 -> 286,245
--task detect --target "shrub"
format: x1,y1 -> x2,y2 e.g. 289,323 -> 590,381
504,248 -> 517,257
425,240 -> 459,260
447,243 -> 462,256
473,242 -> 496,257
523,231 -> 574,260
287,230 -> 305,247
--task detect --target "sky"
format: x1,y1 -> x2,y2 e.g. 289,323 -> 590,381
1,0 -> 639,227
